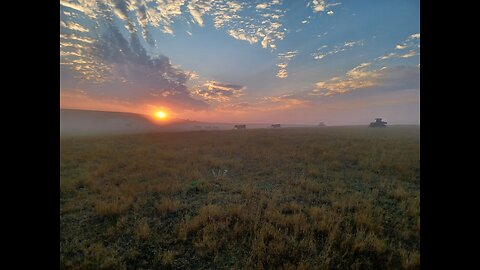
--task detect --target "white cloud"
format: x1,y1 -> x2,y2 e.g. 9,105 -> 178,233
377,34 -> 420,61
276,69 -> 289,79
312,0 -> 326,12
193,80 -> 245,102
256,3 -> 268,9
276,50 -> 299,78
60,0 -> 96,18
188,0 -> 213,27
401,50 -> 417,58
312,52 -> 326,60
376,52 -> 397,60
312,40 -> 363,61
60,20 -> 89,33
227,29 -> 259,44
344,40 -> 363,47
312,63 -> 419,96
310,1 -> 341,14
59,0 -> 286,51
60,33 -> 94,44
408,33 -> 420,40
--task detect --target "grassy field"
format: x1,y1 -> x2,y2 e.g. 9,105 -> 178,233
60,126 -> 420,270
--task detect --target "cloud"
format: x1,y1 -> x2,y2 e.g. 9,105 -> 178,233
215,102 -> 252,112
309,1 -> 341,14
221,3 -> 285,49
216,93 -> 310,113
192,81 -> 245,102
312,40 -> 364,61
60,20 -> 89,33
376,52 -> 397,60
326,2 -> 342,8
311,0 -> 326,12
263,94 -> 310,109
377,33 -> 420,60
343,40 -> 362,47
60,0 -> 286,50
276,69 -> 289,79
60,2 -> 210,111
401,50 -> 417,58
188,0 -> 213,27
408,33 -> 420,40
228,29 -> 258,44
227,29 -> 259,44
256,3 -> 268,9
312,63 -> 419,96
60,0 -> 97,18
276,50 -> 299,78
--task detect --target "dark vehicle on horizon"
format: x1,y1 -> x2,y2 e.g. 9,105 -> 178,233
369,118 -> 387,128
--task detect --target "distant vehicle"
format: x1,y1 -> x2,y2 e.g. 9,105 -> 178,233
271,124 -> 281,128
234,124 -> 246,129
369,118 -> 387,128
318,122 -> 326,127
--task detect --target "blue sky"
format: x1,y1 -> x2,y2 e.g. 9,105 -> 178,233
60,0 -> 420,125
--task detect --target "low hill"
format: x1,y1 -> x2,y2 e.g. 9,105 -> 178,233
60,109 -> 199,135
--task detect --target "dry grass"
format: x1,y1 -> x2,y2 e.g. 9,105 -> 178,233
135,218 -> 151,240
156,198 -> 182,216
60,126 -> 420,269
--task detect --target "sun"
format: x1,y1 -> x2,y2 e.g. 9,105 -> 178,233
155,111 -> 168,119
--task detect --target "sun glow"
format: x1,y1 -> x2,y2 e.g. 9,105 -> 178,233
155,111 -> 168,119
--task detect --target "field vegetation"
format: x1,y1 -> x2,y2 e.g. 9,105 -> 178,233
60,126 -> 420,269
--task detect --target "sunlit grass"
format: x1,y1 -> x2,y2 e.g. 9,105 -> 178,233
60,126 -> 420,269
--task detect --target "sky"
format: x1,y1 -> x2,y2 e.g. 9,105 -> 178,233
60,0 -> 420,125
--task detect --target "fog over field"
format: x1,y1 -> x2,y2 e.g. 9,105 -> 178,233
60,109 -> 321,136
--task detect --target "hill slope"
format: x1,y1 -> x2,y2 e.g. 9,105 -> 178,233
60,109 -> 163,135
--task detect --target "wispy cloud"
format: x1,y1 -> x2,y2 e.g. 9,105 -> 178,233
312,63 -> 419,96
276,50 -> 299,78
192,80 -> 245,102
217,1 -> 285,49
263,94 -> 310,109
312,40 -> 364,60
60,0 -> 97,18
188,0 -> 213,27
376,33 -> 420,60
216,92 -> 309,113
60,20 -> 89,33
400,50 -> 417,58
